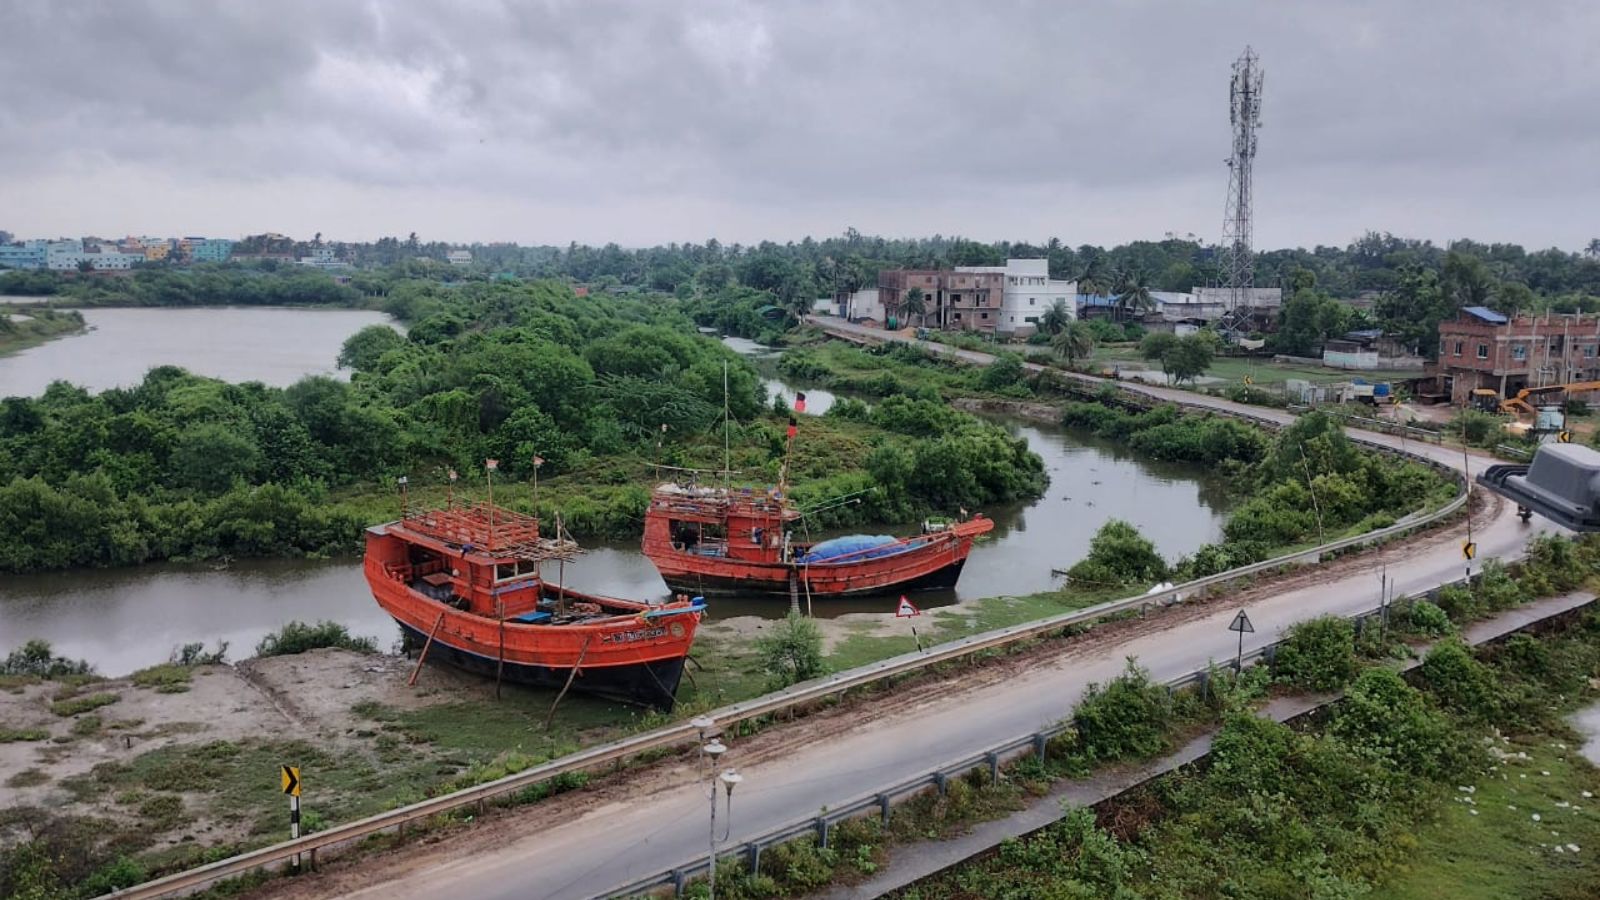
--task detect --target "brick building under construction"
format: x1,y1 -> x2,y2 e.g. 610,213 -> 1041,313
1435,306 -> 1600,405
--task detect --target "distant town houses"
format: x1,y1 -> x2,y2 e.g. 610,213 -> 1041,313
0,234 -> 233,270
0,230 -> 493,272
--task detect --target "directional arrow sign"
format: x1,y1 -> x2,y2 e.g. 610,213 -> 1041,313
1227,609 -> 1254,634
281,765 -> 300,797
1243,375 -> 1255,386
1462,541 -> 1477,560
1559,430 -> 1573,444
895,596 -> 921,618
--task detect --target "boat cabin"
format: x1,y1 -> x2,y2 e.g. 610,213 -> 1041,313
367,504 -> 612,624
645,482 -> 800,564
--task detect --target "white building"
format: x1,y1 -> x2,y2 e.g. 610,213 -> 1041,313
446,249 -> 472,266
839,288 -> 884,323
1192,287 -> 1283,310
955,258 -> 1076,337
299,247 -> 351,269
44,240 -> 143,270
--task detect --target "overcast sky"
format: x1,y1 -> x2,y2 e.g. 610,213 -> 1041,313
2,1 -> 1596,251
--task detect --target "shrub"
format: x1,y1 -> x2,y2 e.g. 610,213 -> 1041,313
254,621 -> 378,657
1404,599 -> 1452,636
755,613 -> 825,690
0,640 -> 93,679
1418,639 -> 1499,722
1272,616 -> 1357,692
1070,659 -> 1173,764
1431,583 -> 1480,623
172,641 -> 229,666
1474,559 -> 1527,610
1450,410 -> 1502,446
1066,520 -> 1168,588
1518,533 -> 1591,596
1331,667 -> 1473,780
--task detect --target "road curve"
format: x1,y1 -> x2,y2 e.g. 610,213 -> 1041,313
308,320 -> 1549,900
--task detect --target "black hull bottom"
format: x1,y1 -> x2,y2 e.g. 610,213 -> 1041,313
662,558 -> 967,600
395,621 -> 687,711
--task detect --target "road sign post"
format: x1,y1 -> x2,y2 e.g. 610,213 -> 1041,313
281,765 -> 301,868
896,596 -> 924,652
1227,609 -> 1254,674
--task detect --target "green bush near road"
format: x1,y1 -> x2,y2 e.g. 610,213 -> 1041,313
1271,615 -> 1359,692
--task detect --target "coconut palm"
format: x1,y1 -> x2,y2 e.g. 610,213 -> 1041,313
1051,321 -> 1096,367
1077,257 -> 1111,298
1587,238 -> 1600,260
901,286 -> 927,328
1038,299 -> 1073,336
1112,268 -> 1155,322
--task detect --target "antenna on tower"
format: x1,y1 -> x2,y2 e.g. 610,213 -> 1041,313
1218,46 -> 1264,343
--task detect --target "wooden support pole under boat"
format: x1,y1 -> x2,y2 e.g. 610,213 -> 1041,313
557,513 -> 568,618
495,601 -> 506,701
407,612 -> 446,687
788,570 -> 800,616
545,635 -> 594,729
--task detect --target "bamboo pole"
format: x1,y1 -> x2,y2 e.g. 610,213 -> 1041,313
407,612 -> 446,687
545,635 -> 594,729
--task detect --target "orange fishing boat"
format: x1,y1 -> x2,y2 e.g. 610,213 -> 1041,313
365,502 -> 703,709
641,478 -> 993,599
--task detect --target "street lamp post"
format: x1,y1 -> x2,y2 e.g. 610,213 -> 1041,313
690,719 -> 742,900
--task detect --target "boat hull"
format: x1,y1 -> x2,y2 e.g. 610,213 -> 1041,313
363,542 -> 699,711
661,557 -> 967,599
393,620 -> 687,709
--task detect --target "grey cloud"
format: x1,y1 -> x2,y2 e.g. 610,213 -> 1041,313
2,0 -> 1598,248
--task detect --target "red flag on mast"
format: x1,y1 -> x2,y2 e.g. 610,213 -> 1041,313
786,417 -> 797,440
793,391 -> 807,414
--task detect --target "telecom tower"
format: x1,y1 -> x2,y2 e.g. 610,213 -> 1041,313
1218,47 -> 1263,341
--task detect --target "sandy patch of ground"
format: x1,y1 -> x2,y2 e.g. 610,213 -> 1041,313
0,649 -> 460,851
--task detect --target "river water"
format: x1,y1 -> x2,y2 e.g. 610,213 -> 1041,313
0,306 -> 396,396
0,318 -> 1231,675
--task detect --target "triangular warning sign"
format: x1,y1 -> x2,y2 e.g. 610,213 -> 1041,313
1227,609 -> 1254,633
895,596 -> 920,618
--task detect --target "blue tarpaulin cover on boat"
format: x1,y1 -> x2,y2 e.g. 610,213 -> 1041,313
798,534 -> 904,564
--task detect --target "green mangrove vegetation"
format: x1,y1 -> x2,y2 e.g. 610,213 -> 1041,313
0,279 -> 1045,573
0,309 -> 85,356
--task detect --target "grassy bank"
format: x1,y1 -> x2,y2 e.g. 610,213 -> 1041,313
0,308 -> 85,357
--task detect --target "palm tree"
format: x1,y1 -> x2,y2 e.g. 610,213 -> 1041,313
1112,268 -> 1154,322
1586,238 -> 1600,260
1077,258 -> 1110,298
1038,299 -> 1073,336
901,286 -> 927,328
1051,321 -> 1095,367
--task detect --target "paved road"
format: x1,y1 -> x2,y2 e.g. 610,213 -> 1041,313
325,321 -> 1550,900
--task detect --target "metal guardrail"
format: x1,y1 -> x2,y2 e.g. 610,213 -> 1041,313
602,605 -> 1365,897
606,581 -> 1585,898
109,330 -> 1472,900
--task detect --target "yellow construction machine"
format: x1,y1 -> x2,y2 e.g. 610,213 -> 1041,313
1499,381 -> 1600,417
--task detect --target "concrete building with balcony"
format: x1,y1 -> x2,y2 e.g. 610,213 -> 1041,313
188,238 -> 233,263
954,258 -> 1077,337
0,244 -> 46,269
447,249 -> 472,266
878,268 -> 1005,333
1435,306 -> 1600,405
